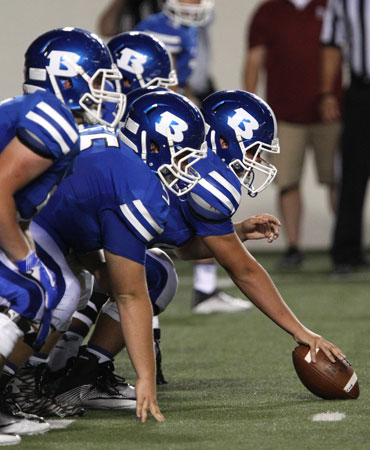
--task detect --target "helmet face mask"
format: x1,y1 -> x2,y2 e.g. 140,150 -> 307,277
163,0 -> 215,26
108,32 -> 178,95
203,90 -> 280,197
157,140 -> 208,196
120,91 -> 207,196
23,27 -> 126,128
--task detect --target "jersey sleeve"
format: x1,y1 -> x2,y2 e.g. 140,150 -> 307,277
182,200 -> 235,237
320,0 -> 345,47
176,28 -> 197,87
16,92 -> 80,160
248,4 -> 272,49
117,195 -> 168,246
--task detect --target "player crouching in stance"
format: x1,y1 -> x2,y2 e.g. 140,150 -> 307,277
0,64 -> 207,423
0,28 -> 103,441
44,89 -> 347,408
0,26 -> 169,427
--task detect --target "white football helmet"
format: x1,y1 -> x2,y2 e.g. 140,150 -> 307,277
163,0 -> 215,26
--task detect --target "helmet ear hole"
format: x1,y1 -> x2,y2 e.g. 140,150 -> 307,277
150,140 -> 160,154
62,78 -> 73,89
220,136 -> 229,149
123,77 -> 131,88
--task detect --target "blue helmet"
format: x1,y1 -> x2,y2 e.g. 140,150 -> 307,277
122,86 -> 169,124
108,31 -> 178,95
120,91 -> 207,196
23,27 -> 125,128
202,90 -> 280,196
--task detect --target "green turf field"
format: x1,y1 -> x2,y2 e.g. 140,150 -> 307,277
20,251 -> 370,450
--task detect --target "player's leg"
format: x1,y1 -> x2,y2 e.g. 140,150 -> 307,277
54,248 -> 178,408
2,222 -> 83,419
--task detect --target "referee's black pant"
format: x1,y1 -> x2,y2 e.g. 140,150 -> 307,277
331,79 -> 370,265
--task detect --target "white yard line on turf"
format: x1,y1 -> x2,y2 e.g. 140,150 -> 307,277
312,412 -> 346,422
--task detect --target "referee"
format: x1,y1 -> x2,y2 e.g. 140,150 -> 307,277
319,0 -> 370,275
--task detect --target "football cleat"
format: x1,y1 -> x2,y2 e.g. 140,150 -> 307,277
0,434 -> 21,446
4,364 -> 84,418
55,347 -> 136,410
192,290 -> 253,315
0,408 -> 50,436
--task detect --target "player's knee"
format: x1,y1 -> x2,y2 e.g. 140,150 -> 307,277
147,249 -> 178,315
101,299 -> 120,322
51,275 -> 81,332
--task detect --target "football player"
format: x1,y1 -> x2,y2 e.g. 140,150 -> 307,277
135,0 -> 214,97
44,34 -> 181,397
2,84 -> 207,422
49,90 -> 346,408
0,26 -> 105,439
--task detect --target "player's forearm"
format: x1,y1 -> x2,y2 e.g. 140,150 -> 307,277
233,222 -> 247,242
115,292 -> 156,382
0,194 -> 31,261
228,262 -> 304,337
174,237 -> 214,260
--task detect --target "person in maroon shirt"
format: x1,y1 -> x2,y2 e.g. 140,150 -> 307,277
243,0 -> 342,268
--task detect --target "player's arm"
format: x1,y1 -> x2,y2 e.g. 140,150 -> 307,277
174,214 -> 281,260
243,45 -> 265,93
103,249 -> 165,423
0,137 -> 53,261
200,232 -> 346,363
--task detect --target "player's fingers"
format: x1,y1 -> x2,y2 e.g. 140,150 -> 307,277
140,399 -> 149,423
321,341 -> 346,364
149,403 -> 165,422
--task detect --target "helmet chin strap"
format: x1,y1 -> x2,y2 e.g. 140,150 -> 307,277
46,68 -> 65,105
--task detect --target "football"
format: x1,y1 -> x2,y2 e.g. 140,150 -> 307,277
292,345 -> 360,400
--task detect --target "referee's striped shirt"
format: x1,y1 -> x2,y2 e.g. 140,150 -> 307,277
321,0 -> 370,79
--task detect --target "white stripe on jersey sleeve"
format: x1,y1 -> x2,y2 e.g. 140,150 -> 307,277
120,204 -> 154,242
145,32 -> 181,45
133,200 -> 164,234
198,178 -> 236,213
143,31 -> 181,53
25,111 -> 71,155
209,171 -> 241,204
37,102 -> 79,143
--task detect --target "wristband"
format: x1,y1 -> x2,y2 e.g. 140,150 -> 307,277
14,250 -> 38,273
318,92 -> 335,101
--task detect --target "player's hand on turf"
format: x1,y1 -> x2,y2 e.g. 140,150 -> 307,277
135,378 -> 165,423
241,214 -> 281,243
293,327 -> 346,364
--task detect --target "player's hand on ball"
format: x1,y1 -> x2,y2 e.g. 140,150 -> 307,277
135,378 -> 165,423
293,326 -> 346,364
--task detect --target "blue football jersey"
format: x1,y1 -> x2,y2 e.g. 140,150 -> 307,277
135,12 -> 197,87
33,125 -> 169,265
0,91 -> 80,220
150,149 -> 242,249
